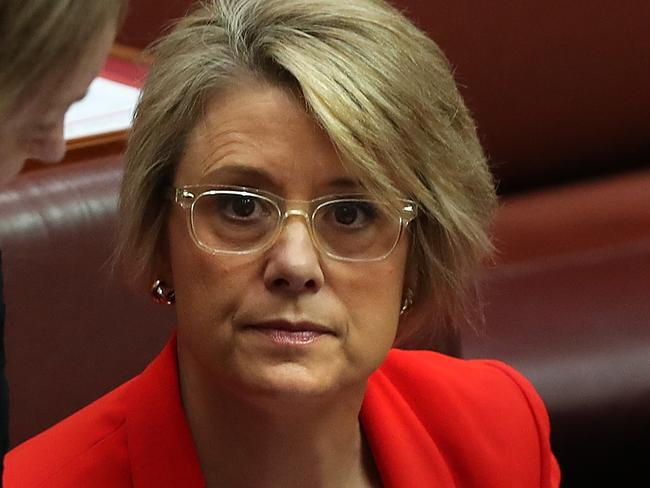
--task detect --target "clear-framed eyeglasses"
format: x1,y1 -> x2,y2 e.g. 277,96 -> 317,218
170,185 -> 417,262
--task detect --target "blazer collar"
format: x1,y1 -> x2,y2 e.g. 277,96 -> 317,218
361,353 -> 456,487
125,333 -> 205,487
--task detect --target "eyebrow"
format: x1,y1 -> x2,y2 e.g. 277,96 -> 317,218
200,165 -> 280,192
325,177 -> 367,193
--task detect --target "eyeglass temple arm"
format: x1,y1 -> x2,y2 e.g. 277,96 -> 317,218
168,188 -> 196,209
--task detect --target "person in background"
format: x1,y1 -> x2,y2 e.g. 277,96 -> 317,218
5,0 -> 560,486
0,0 -> 129,473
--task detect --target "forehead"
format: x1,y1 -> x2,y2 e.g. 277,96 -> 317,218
175,81 -> 359,194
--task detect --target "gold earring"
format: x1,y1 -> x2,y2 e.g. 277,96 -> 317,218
151,279 -> 175,305
400,288 -> 414,316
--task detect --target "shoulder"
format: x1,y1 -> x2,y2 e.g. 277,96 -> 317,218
3,379 -> 134,488
372,349 -> 550,430
377,349 -> 548,413
368,349 -> 560,486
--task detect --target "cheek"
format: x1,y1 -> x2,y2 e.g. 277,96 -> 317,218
335,261 -> 405,352
170,234 -> 230,323
167,218 -> 258,337
338,238 -> 410,356
348,237 -> 408,321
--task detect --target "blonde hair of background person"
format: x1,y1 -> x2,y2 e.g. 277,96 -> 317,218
0,0 -> 129,183
0,0 -> 128,471
116,0 -> 496,347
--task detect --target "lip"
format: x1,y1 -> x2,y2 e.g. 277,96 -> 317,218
244,320 -> 335,345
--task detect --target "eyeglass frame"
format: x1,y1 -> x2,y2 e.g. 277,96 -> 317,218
168,184 -> 418,262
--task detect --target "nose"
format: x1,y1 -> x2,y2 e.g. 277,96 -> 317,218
263,218 -> 324,294
28,120 -> 66,164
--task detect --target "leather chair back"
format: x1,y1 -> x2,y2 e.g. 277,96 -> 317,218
0,157 -> 175,446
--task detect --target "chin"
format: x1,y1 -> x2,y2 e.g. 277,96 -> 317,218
233,361 -> 348,402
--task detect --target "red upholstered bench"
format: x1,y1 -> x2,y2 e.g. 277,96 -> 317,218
0,157 -> 175,446
469,169 -> 650,485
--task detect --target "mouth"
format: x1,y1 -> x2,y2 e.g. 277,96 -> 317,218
243,320 -> 335,346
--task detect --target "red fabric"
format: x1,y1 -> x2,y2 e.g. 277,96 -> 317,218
364,351 -> 561,487
4,336 -> 202,488
4,334 -> 559,487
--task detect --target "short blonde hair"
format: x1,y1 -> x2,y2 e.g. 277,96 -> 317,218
0,0 -> 129,116
117,0 -> 496,346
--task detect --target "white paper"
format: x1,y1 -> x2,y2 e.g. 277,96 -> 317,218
64,77 -> 140,141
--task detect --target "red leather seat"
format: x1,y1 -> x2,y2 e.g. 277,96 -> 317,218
0,157 -> 175,445
470,226 -> 650,485
462,167 -> 650,485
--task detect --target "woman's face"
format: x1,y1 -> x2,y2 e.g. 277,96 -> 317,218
0,22 -> 116,185
163,81 -> 410,400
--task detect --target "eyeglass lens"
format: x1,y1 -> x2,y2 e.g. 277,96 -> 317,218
190,190 -> 401,260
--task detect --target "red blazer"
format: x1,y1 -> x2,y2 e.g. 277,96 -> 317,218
4,334 -> 560,487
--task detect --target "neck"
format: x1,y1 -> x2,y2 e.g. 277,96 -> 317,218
178,349 -> 380,488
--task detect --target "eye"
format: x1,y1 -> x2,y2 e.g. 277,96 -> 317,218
334,203 -> 359,225
212,193 -> 273,222
229,195 -> 257,218
329,201 -> 378,228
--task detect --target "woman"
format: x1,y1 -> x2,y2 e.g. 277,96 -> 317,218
0,0 -> 127,183
5,0 -> 560,486
0,0 -> 128,471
